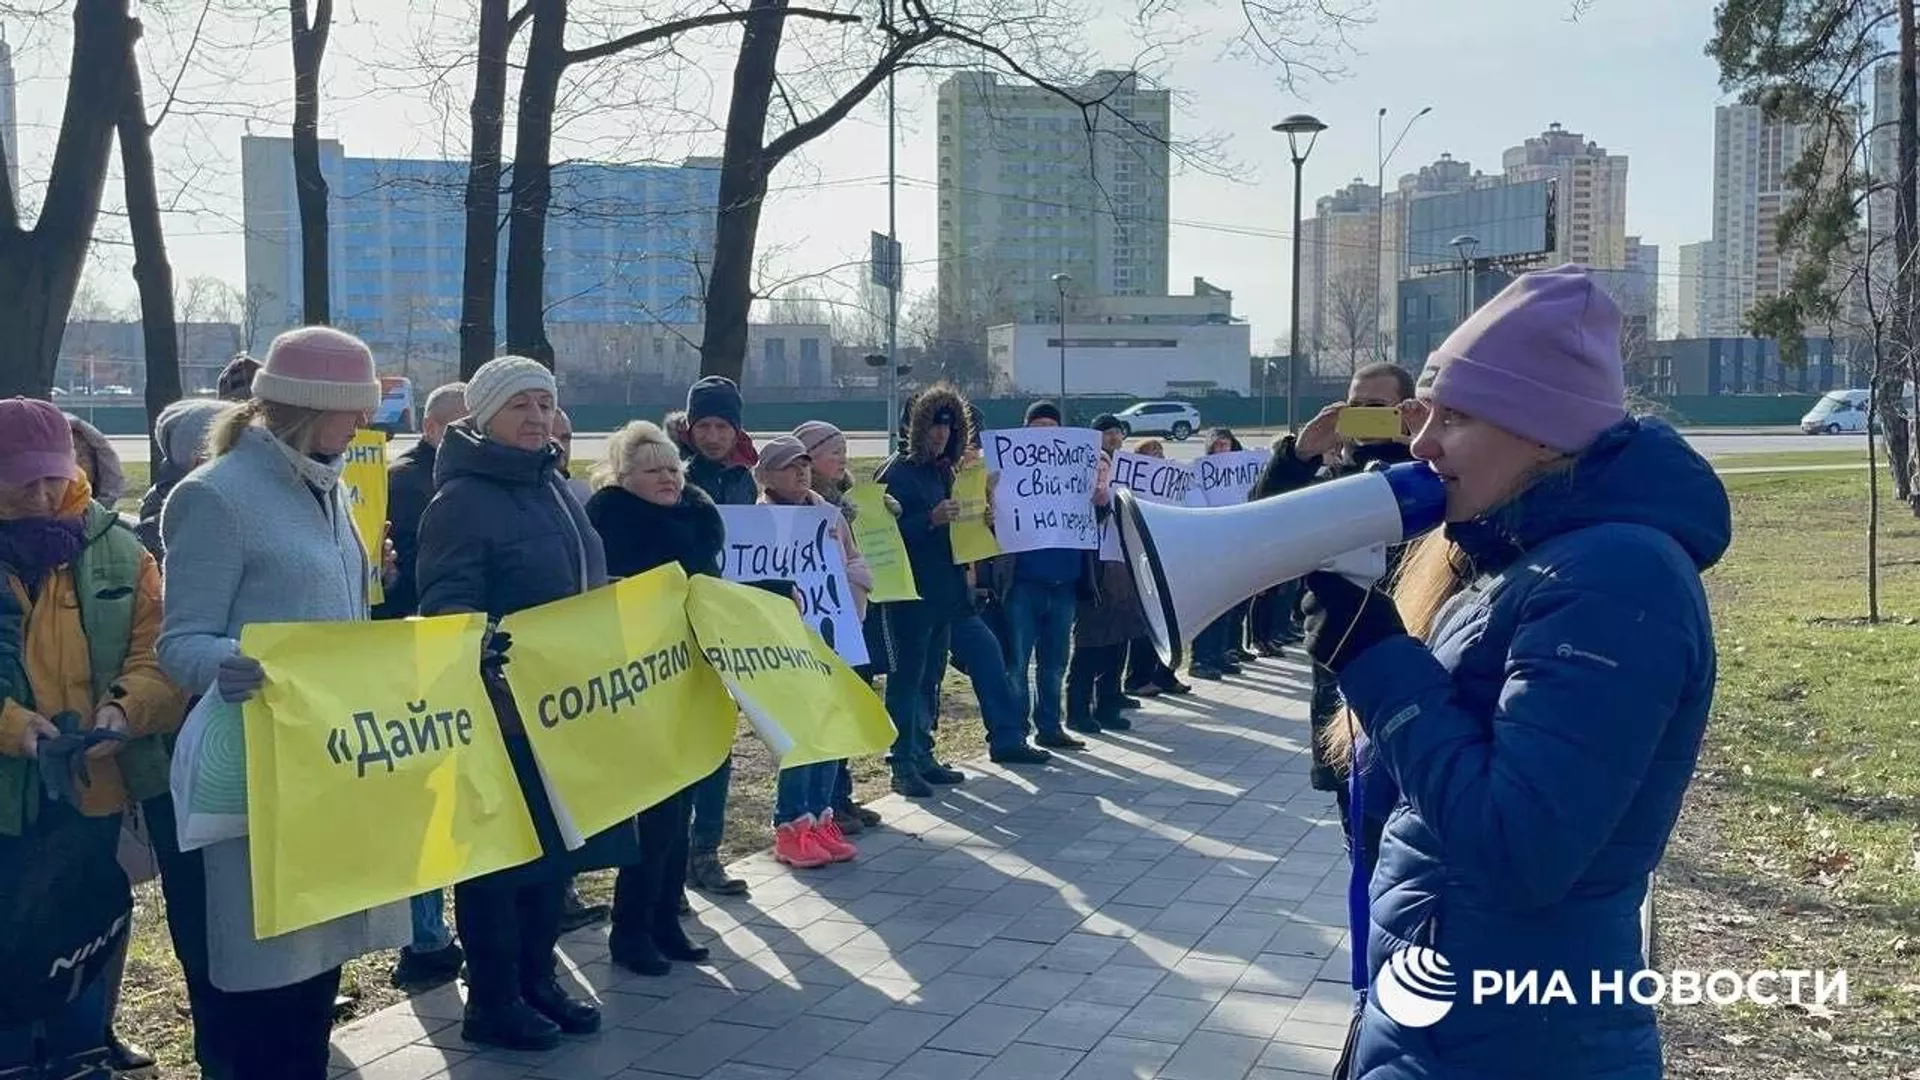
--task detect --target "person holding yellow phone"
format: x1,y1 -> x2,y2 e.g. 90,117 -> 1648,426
1247,360 -> 1420,833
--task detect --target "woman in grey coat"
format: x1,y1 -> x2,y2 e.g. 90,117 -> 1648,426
157,327 -> 408,1080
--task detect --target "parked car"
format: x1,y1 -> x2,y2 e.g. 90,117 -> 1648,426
1114,400 -> 1203,440
1801,386 -> 1915,434
370,375 -> 416,436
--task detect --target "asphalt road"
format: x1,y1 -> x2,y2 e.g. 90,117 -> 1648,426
102,427 -> 1848,466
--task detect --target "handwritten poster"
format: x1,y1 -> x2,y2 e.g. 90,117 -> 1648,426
1099,451 -> 1196,561
949,460 -> 1001,564
1190,449 -> 1273,507
846,484 -> 918,602
717,505 -> 868,665
981,427 -> 1102,554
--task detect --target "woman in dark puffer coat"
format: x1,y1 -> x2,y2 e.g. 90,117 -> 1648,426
582,420 -> 725,979
415,357 -> 629,1052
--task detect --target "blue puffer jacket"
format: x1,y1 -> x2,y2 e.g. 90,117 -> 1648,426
1336,417 -> 1731,1079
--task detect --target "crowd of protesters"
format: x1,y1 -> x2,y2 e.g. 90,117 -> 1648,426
0,263 -> 1719,1080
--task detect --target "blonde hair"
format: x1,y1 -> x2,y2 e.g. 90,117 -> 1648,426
1318,531 -> 1472,775
593,420 -> 683,491
1135,439 -> 1166,458
209,399 -> 333,457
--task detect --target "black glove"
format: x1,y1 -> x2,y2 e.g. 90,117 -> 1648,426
481,629 -> 513,675
1301,571 -> 1406,674
217,653 -> 266,704
36,711 -> 125,808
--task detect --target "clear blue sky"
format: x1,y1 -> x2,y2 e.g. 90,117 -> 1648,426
10,0 -> 1725,349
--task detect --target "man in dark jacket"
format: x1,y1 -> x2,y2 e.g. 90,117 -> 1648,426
368,379 -> 471,989
1257,360 -> 1417,829
879,384 -> 1050,798
676,375 -> 754,896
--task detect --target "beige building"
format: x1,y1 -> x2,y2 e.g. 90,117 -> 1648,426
935,71 -> 1171,335
1691,105 -> 1838,336
1502,123 -> 1629,269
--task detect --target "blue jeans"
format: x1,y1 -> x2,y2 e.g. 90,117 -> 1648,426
1004,579 -> 1076,736
884,601 -> 1028,771
773,762 -> 839,825
689,754 -> 732,858
407,890 -> 453,953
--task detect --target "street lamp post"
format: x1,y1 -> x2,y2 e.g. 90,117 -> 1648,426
1051,272 -> 1071,418
1375,105 -> 1431,362
1273,113 -> 1327,434
1450,234 -> 1480,326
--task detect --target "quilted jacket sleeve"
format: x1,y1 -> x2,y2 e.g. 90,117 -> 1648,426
1336,530 -> 1704,910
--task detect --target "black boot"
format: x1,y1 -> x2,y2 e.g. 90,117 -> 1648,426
522,978 -> 602,1035
891,770 -> 934,798
653,916 -> 711,963
462,998 -> 562,1052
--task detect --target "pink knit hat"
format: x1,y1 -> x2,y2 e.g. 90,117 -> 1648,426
250,326 -> 382,413
1418,264 -> 1628,454
0,397 -> 79,487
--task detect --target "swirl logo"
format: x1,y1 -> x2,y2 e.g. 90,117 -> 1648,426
1374,946 -> 1457,1028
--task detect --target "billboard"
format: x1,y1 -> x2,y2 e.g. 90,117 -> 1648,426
1405,179 -> 1554,270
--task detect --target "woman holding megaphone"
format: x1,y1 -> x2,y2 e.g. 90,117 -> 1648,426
1304,265 -> 1730,1080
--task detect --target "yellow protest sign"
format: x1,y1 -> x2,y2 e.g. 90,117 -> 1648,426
498,564 -> 735,848
241,614 -> 538,939
344,429 -> 388,606
686,576 -> 895,767
949,459 -> 1000,564
846,484 -> 917,603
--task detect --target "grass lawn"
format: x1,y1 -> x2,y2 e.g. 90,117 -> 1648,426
1709,448 -> 1873,471
1658,467 -> 1920,1077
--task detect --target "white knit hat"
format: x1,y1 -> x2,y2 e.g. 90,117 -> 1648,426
464,356 -> 557,431
250,326 -> 383,413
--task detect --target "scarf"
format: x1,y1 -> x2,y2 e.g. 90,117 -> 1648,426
811,472 -> 857,523
266,430 -> 347,492
0,517 -> 87,595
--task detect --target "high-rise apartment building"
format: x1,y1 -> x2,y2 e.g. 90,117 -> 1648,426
1502,123 -> 1629,268
0,28 -> 16,197
936,71 -> 1171,334
241,135 -> 718,363
1693,104 -> 1832,336
1676,240 -> 1712,338
1299,153 -> 1496,368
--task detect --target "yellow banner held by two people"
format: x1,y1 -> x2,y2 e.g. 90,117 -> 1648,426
497,563 -> 736,849
241,613 -> 539,940
686,576 -> 895,768
949,459 -> 1000,564
845,484 -> 917,603
343,430 -> 389,607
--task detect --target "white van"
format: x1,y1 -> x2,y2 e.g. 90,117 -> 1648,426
1801,385 -> 1916,434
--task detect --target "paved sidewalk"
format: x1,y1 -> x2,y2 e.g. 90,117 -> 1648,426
331,655 -> 1355,1080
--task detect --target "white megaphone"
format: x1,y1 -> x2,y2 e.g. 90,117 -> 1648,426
1114,461 -> 1448,667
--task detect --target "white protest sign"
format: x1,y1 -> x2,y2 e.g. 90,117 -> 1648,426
717,505 -> 869,666
981,427 -> 1102,554
1099,452 -> 1196,561
1190,449 -> 1273,507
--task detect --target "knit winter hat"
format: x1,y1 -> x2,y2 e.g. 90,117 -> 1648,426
1025,400 -> 1063,425
251,327 -> 382,413
464,356 -> 556,431
1418,263 -> 1628,454
754,434 -> 811,481
216,354 -> 261,401
0,397 -> 80,487
793,420 -> 845,456
687,375 -> 744,431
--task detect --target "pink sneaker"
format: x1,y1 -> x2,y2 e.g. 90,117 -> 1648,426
813,810 -> 859,863
774,817 -> 831,869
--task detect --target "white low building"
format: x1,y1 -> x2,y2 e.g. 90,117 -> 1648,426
985,277 -> 1253,397
987,320 -> 1251,398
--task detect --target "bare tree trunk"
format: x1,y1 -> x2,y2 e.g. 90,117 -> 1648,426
291,0 -> 332,325
699,0 -> 786,384
1892,0 -> 1918,510
119,22 -> 181,449
503,0 -> 564,369
460,0 -> 513,377
0,0 -> 137,398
